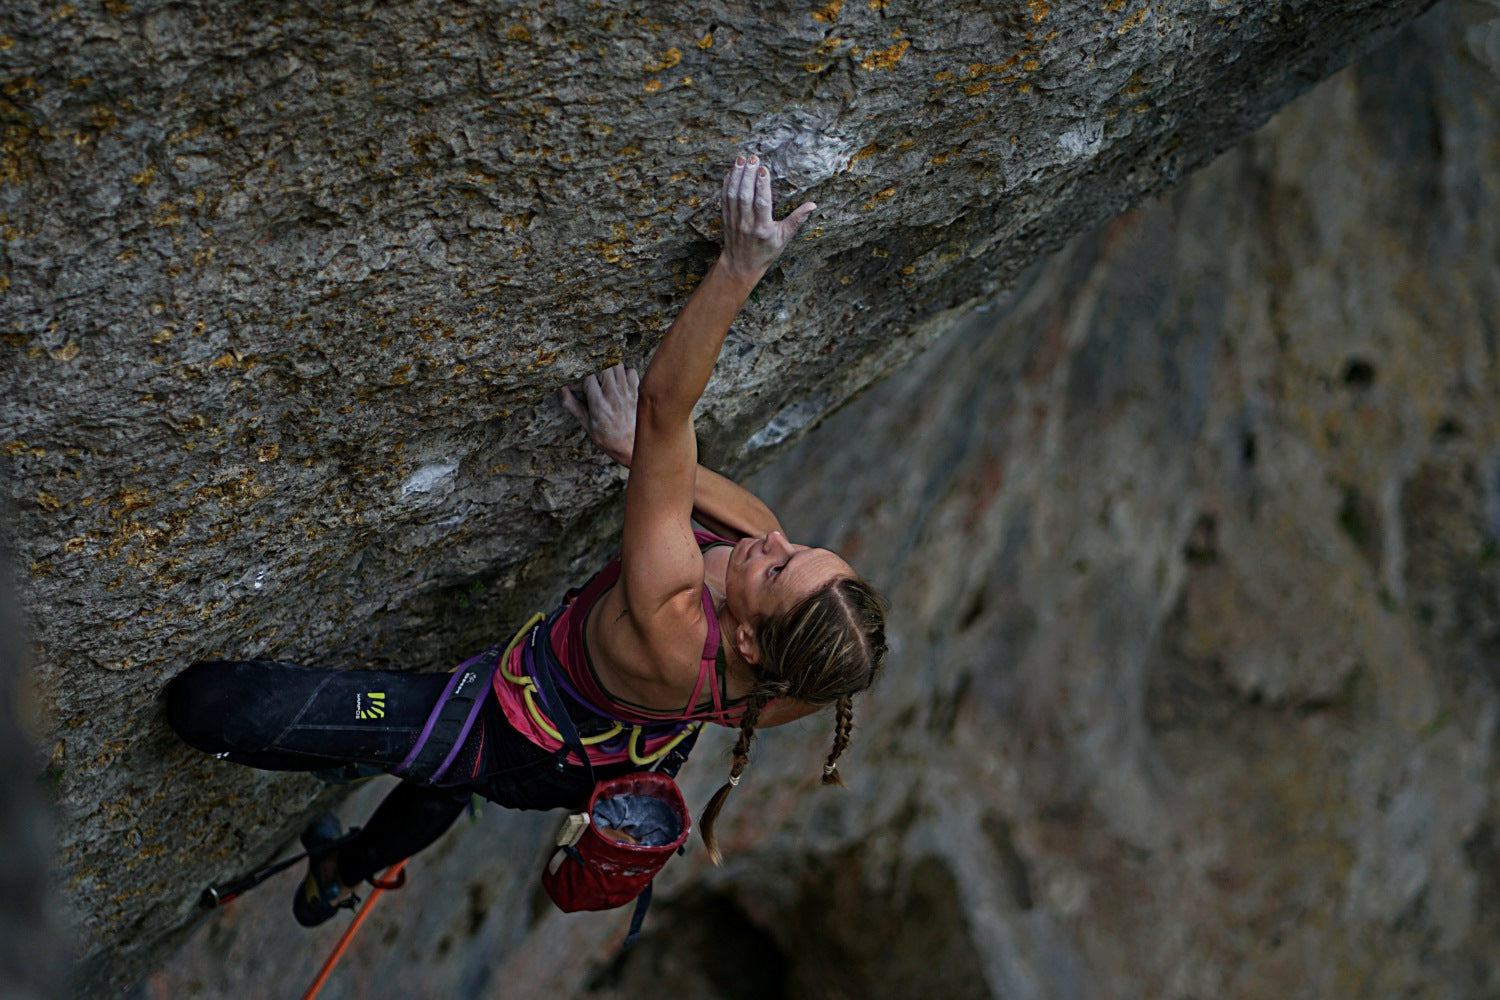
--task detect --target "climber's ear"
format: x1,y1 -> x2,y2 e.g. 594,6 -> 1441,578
734,621 -> 762,666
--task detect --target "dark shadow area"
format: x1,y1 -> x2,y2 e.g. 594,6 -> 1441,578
0,511 -> 68,997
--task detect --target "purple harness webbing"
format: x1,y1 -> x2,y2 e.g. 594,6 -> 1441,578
393,645 -> 501,784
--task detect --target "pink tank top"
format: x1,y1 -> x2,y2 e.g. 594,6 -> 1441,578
493,530 -> 746,764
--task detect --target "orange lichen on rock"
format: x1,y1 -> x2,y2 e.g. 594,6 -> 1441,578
643,48 -> 681,72
861,40 -> 909,71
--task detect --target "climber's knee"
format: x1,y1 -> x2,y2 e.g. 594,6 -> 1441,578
163,661 -> 237,753
163,660 -> 264,755
164,665 -> 243,749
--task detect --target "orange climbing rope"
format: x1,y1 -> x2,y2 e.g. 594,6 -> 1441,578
300,858 -> 411,1000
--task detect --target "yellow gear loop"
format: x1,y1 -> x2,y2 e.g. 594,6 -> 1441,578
522,687 -> 625,746
497,612 -> 545,684
629,721 -> 701,766
498,612 -> 701,764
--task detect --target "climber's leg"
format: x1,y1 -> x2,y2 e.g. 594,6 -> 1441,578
333,781 -> 471,886
163,659 -> 450,770
167,659 -> 502,926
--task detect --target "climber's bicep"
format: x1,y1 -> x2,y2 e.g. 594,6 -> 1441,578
618,400 -> 704,625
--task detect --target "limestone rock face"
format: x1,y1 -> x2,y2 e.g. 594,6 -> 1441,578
157,9 -> 1500,995
0,0 -> 1455,994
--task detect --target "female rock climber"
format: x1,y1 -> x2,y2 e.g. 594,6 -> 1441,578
164,155 -> 888,927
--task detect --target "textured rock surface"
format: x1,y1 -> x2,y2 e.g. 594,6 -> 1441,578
0,0 -> 1463,995
149,6 -> 1500,998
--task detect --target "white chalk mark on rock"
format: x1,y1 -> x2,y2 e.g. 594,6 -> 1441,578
749,111 -> 860,192
1058,123 -> 1105,161
744,394 -> 829,452
402,460 -> 460,499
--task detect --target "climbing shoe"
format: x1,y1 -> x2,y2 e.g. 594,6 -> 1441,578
292,812 -> 356,927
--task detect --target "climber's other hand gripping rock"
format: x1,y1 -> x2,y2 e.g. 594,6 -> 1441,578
559,363 -> 639,467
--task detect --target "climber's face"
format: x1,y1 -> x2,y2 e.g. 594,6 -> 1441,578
724,530 -> 852,628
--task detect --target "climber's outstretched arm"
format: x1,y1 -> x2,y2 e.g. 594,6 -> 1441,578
687,465 -> 782,541
559,364 -> 783,541
616,157 -> 814,647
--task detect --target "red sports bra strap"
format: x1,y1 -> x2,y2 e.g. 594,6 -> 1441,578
678,587 -> 715,712
699,586 -> 720,661
700,587 -> 737,720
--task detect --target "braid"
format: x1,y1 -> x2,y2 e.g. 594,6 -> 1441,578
821,695 -> 854,787
699,573 -> 887,861
699,688 -> 773,865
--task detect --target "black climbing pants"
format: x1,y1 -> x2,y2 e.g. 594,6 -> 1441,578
164,659 -> 640,888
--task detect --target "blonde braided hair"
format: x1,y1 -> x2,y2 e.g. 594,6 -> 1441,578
699,576 -> 887,863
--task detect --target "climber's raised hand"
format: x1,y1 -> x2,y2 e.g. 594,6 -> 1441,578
717,155 -> 816,281
559,363 -> 639,467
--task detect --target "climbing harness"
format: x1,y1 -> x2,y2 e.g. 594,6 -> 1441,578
498,610 -> 702,767
527,619 -> 694,946
391,637 -> 512,785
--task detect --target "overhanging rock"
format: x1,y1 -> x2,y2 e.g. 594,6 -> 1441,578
0,0 -> 1438,993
